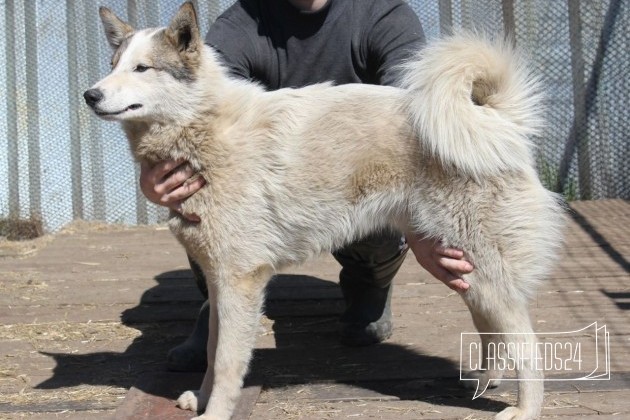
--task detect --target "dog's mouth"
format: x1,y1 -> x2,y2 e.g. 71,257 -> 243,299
95,103 -> 143,117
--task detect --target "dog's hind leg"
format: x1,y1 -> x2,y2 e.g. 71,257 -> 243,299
464,292 -> 543,420
194,266 -> 272,420
498,318 -> 543,420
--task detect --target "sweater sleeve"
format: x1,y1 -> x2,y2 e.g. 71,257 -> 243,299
365,1 -> 425,87
204,14 -> 257,80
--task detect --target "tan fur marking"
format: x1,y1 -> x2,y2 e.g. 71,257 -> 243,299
151,30 -> 199,81
471,78 -> 497,106
350,161 -> 407,202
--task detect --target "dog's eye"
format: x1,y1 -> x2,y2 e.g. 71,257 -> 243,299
134,64 -> 151,73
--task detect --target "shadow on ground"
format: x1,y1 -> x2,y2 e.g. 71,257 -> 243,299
35,270 -> 508,414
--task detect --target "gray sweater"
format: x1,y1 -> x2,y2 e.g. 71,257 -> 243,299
205,0 -> 425,89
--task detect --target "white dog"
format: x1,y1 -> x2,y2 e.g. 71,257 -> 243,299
85,3 -> 565,419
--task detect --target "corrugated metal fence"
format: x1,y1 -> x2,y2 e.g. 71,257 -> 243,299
1,0 -> 628,233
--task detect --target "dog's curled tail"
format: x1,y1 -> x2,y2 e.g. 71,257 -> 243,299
399,33 -> 544,179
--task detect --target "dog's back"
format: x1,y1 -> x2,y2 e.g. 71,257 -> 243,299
170,81 -> 420,268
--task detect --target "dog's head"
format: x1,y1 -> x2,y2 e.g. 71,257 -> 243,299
84,2 -> 203,122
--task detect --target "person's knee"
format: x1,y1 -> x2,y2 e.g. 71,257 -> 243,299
334,232 -> 407,287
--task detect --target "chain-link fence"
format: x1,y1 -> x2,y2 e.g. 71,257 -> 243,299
1,0 -> 628,233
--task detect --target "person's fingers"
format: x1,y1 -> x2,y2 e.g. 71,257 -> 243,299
142,159 -> 184,186
185,213 -> 201,222
140,160 -> 187,203
427,266 -> 466,290
406,233 -> 471,292
171,202 -> 202,223
161,176 -> 206,205
430,265 -> 469,292
154,159 -> 186,179
434,245 -> 464,259
446,278 -> 470,292
156,163 -> 196,196
437,256 -> 474,274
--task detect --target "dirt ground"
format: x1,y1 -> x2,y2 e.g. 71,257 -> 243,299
0,200 -> 629,419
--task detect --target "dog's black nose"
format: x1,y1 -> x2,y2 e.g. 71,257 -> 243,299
83,89 -> 103,107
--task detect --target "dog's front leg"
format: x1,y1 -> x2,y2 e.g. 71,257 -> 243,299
195,266 -> 270,420
177,277 -> 219,414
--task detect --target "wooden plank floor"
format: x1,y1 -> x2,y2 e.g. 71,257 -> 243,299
0,199 -> 628,419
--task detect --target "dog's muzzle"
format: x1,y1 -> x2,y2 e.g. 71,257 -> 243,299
83,88 -> 104,108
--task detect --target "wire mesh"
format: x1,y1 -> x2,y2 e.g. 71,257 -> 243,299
1,0 -> 627,233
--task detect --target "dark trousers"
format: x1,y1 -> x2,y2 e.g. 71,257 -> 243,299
333,230 -> 407,289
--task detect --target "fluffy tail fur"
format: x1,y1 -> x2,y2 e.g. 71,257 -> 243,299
400,33 -> 544,179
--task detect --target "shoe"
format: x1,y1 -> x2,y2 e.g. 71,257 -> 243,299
339,280 -> 393,347
167,300 -> 209,372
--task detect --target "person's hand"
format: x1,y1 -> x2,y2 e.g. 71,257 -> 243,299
139,159 -> 205,222
406,233 -> 472,292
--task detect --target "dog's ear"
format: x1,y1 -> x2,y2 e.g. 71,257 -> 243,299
166,2 -> 201,53
99,7 -> 134,48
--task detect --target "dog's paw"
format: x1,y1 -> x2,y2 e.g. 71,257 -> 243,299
495,406 -> 537,420
461,370 -> 502,389
177,390 -> 200,412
